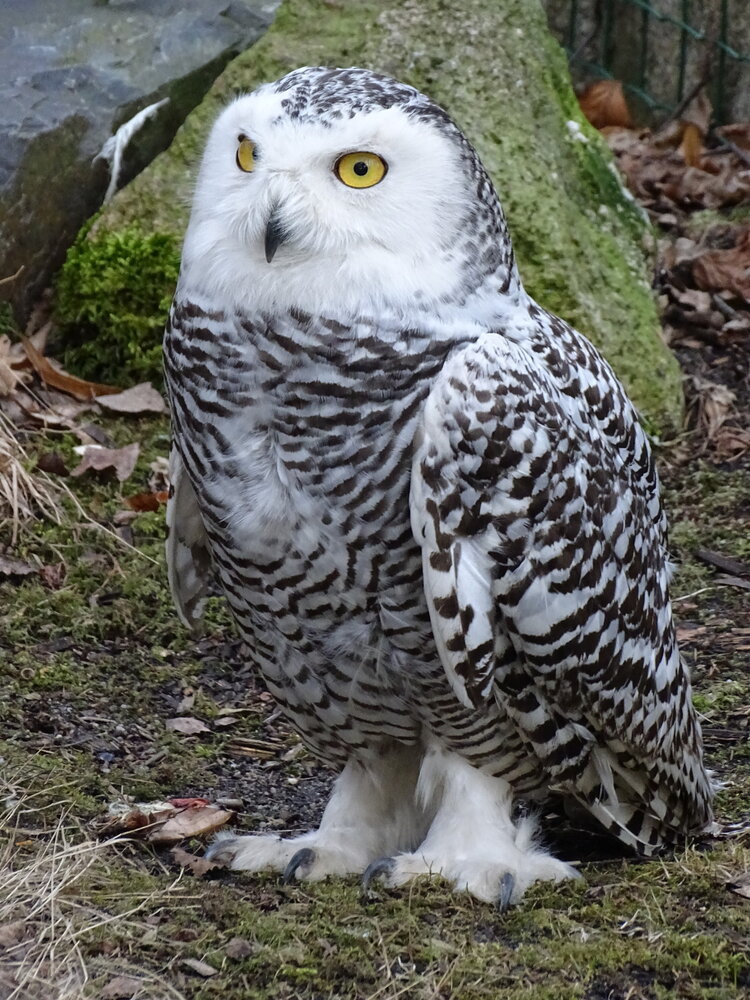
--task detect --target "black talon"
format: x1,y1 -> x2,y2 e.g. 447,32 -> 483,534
361,856 -> 396,896
497,872 -> 516,912
282,847 -> 316,884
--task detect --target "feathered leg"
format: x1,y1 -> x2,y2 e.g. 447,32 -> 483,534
364,744 -> 579,906
206,744 -> 427,879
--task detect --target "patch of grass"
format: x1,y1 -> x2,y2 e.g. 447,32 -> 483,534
663,463 -> 750,599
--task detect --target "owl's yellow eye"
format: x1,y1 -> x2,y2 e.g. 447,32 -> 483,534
236,136 -> 256,172
335,152 -> 387,189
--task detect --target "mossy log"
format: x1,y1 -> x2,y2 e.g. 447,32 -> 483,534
56,0 -> 682,430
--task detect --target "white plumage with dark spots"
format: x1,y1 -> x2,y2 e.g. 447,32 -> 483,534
163,65 -> 713,906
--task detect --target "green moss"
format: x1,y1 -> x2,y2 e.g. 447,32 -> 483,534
55,224 -> 180,385
55,0 -> 681,428
0,301 -> 18,337
663,464 -> 750,598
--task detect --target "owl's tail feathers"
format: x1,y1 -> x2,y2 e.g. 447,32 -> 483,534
706,815 -> 750,841
564,746 -> 715,857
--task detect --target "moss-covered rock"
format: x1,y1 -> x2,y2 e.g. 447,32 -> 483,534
55,0 -> 682,428
57,225 -> 181,385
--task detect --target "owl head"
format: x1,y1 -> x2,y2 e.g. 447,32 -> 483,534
181,67 -> 519,319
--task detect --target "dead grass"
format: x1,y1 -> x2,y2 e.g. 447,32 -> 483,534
0,412 -> 60,545
0,775 -> 192,1000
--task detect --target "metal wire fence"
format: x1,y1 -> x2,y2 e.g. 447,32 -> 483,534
547,0 -> 750,124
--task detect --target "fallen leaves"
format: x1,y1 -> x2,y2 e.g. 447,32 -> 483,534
39,562 -> 67,590
0,309 -> 168,530
96,381 -> 165,414
125,490 -> 169,512
0,336 -> 26,395
22,333 -> 120,400
578,80 -> 633,130
182,958 -> 219,978
582,83 -> 750,463
171,845 -> 221,877
0,555 -> 36,577
101,798 -> 233,844
727,872 -> 750,900
100,976 -> 146,999
692,228 -> 750,303
36,450 -> 69,476
606,126 -> 750,214
685,376 -> 750,461
165,716 -> 211,736
71,443 -> 141,483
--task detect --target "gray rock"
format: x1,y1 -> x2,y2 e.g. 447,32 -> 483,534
0,0 -> 278,320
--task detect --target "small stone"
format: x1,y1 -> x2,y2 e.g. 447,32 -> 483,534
225,936 -> 255,960
182,957 -> 219,977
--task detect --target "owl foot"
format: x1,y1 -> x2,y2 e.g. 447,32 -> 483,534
361,856 -> 396,896
497,871 -> 516,912
359,744 -> 580,906
206,830 -> 373,878
357,845 -> 573,905
361,855 -> 522,909
205,748 -> 425,880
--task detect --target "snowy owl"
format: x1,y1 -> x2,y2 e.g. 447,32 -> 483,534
163,66 -> 713,906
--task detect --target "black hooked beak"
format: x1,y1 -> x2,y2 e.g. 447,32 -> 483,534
264,208 -> 288,263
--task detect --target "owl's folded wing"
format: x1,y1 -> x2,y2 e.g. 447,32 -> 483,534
166,448 -> 213,629
410,331 -> 712,851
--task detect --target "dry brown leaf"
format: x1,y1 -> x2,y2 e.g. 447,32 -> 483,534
0,920 -> 27,948
96,382 -> 165,415
100,803 -> 175,836
100,975 -> 145,999
711,426 -> 750,459
174,688 -> 196,714
101,796 -> 232,845
70,443 -> 140,483
182,958 -> 219,978
36,451 -> 69,476
171,845 -> 222,877
165,716 -> 211,736
39,562 -> 67,590
717,123 -> 750,151
214,716 -> 239,728
680,122 -> 704,168
579,80 -> 633,130
0,555 -> 36,577
0,335 -> 25,395
675,625 -> 708,643
125,492 -> 162,513
682,91 -> 712,135
168,797 -> 211,808
728,872 -> 750,899
22,335 -> 120,400
693,228 -> 750,303
675,289 -> 712,313
673,237 -> 701,265
690,376 -> 736,440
